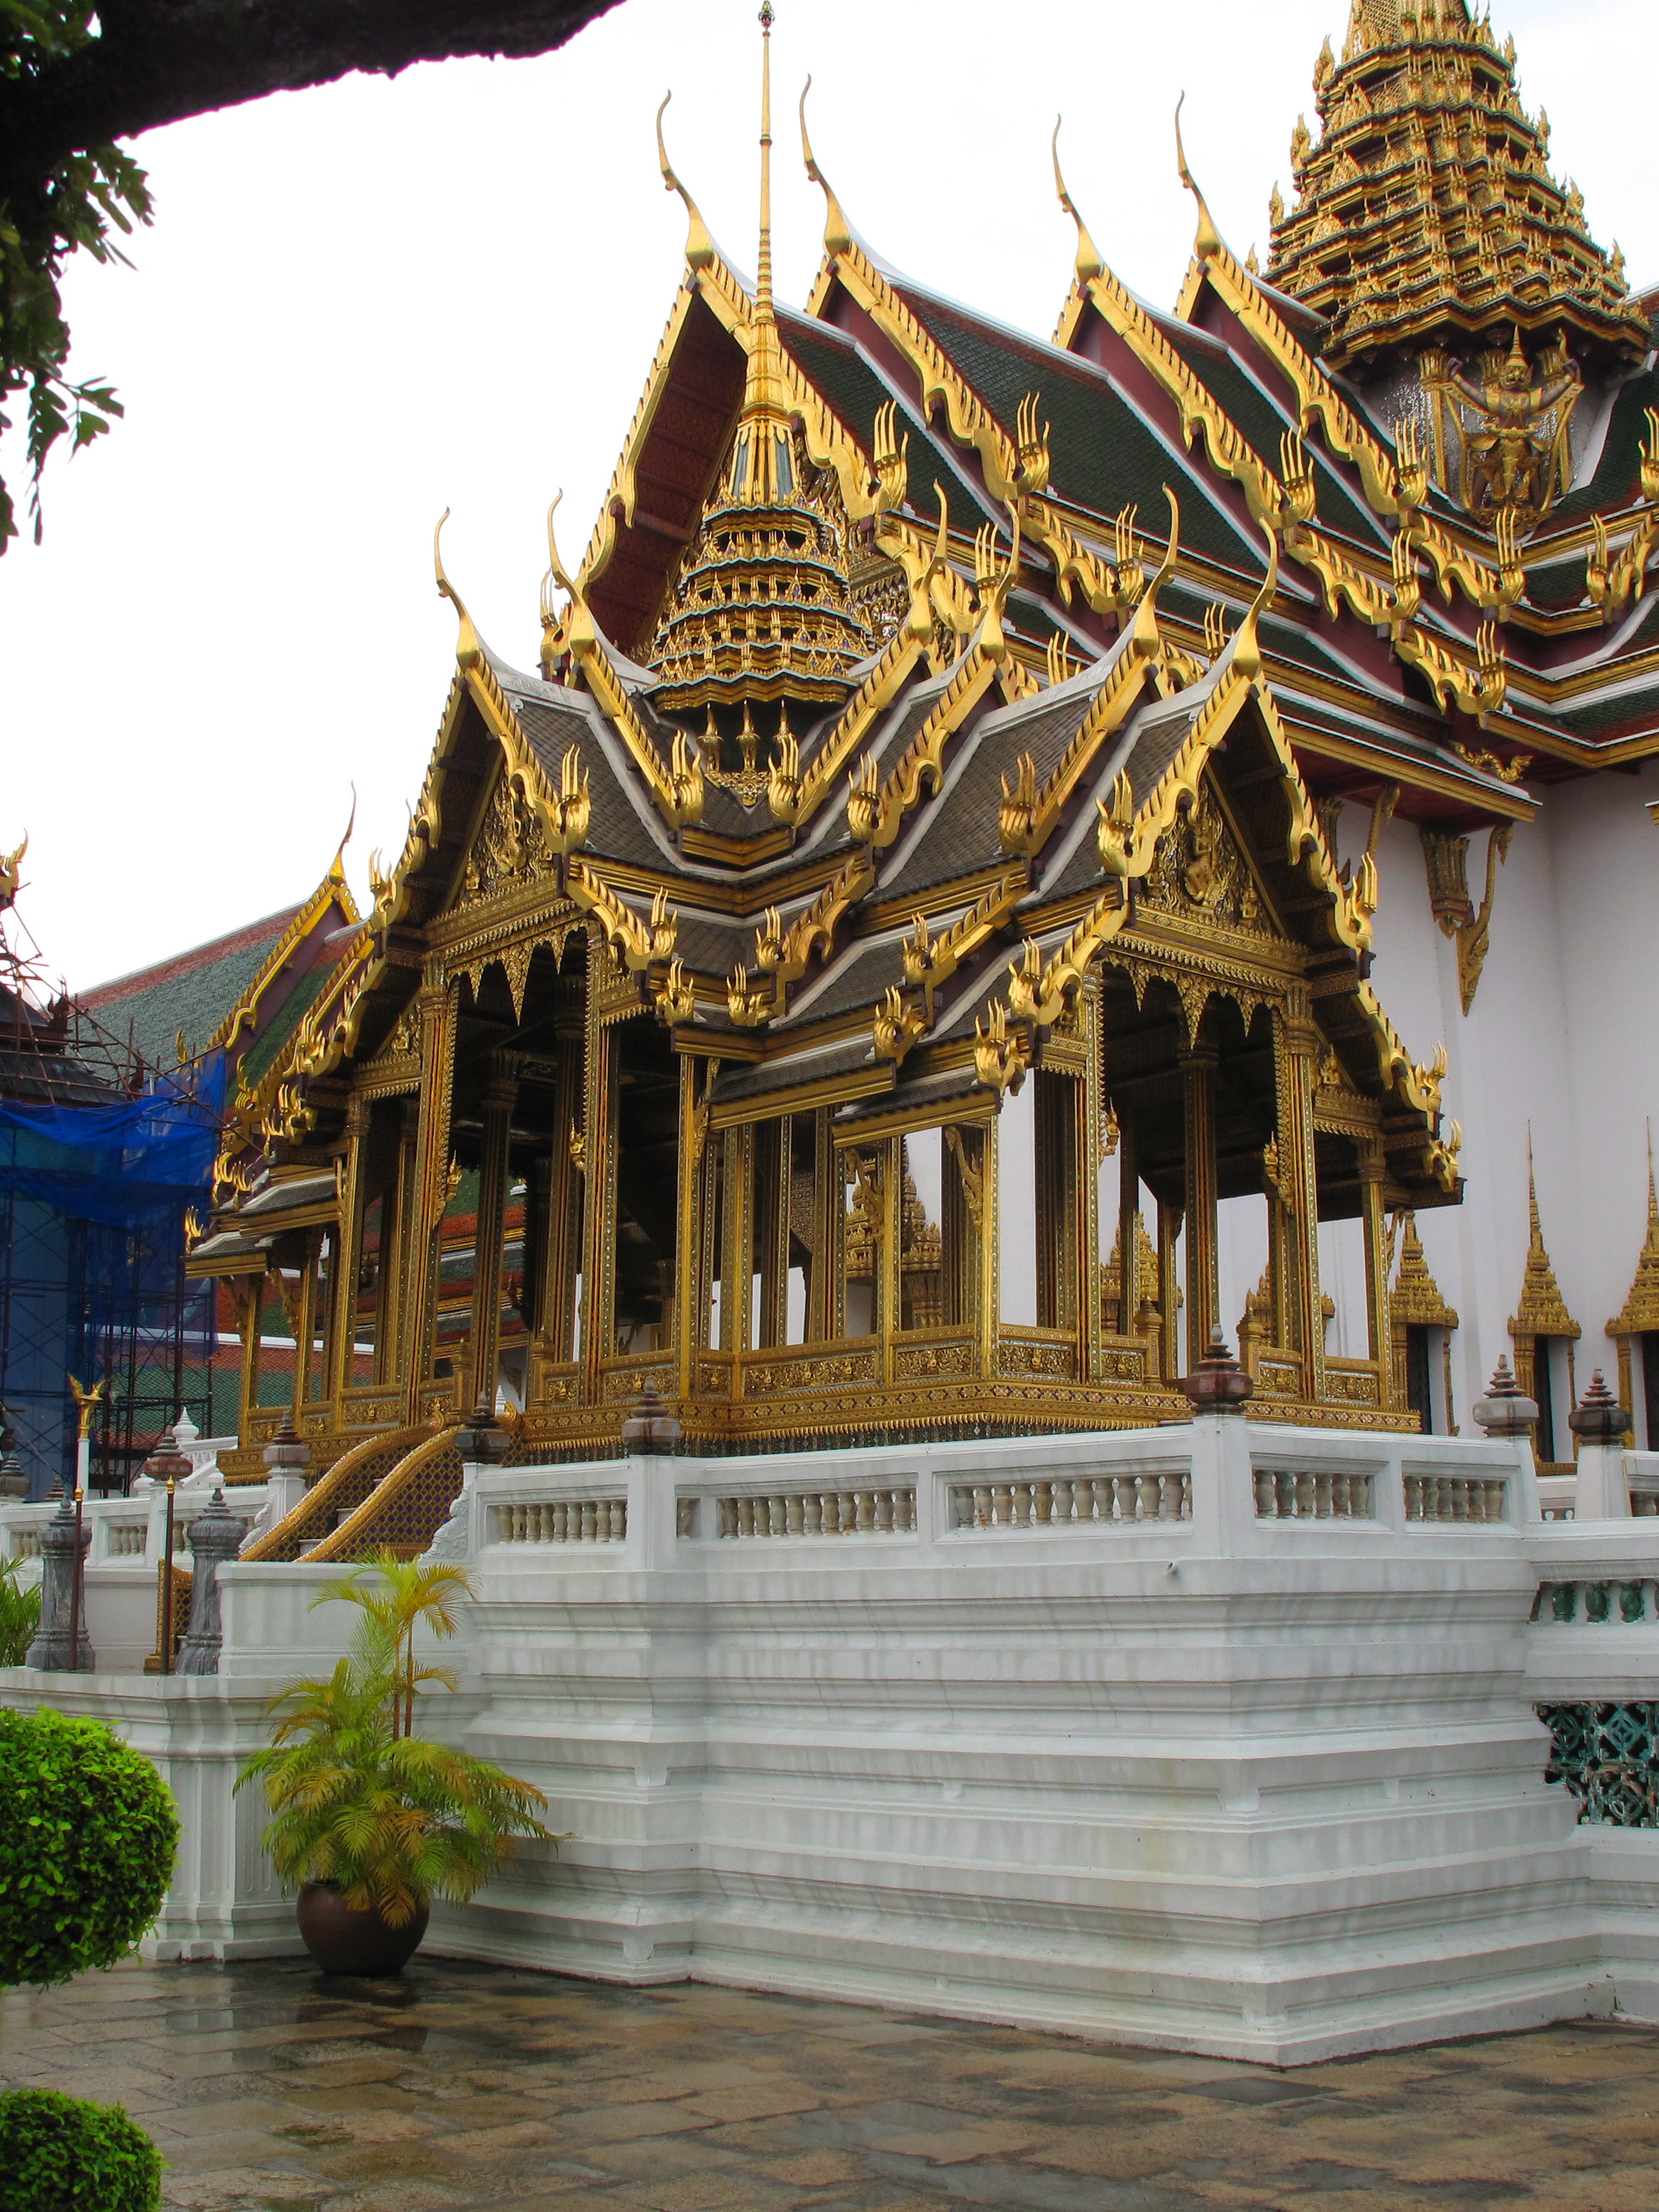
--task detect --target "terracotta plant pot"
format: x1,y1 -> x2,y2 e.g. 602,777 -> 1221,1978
295,1881 -> 429,1976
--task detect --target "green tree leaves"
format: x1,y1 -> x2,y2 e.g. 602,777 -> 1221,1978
1,3 -> 151,549
0,1706 -> 179,1986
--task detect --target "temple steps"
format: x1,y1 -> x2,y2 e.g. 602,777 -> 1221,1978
241,1422 -> 442,1564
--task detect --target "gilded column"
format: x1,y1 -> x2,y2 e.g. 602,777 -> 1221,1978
535,1012 -> 583,1371
977,1116 -> 999,1380
577,969 -> 617,1403
1274,989 -> 1325,1404
401,965 -> 458,1422
1180,1043 -> 1219,1369
381,1098 -> 419,1389
807,1108 -> 836,1341
1116,1106 -> 1139,1339
291,1228 -> 321,1418
880,1133 -> 902,1383
468,1057 -> 519,1411
328,1095 -> 368,1406
1081,976 -> 1104,1381
674,1054 -> 703,1406
236,1272 -> 264,1443
1157,1200 -> 1183,1381
1357,1131 -> 1395,1406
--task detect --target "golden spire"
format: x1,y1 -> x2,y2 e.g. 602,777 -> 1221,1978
1268,2 -> 1645,373
646,3 -> 869,724
1608,1124 -> 1659,1338
1511,1130 -> 1579,1340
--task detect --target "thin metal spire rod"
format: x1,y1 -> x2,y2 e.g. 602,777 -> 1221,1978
756,1 -> 774,325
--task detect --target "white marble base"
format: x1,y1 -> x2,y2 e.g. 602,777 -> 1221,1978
14,1417 -> 1659,2062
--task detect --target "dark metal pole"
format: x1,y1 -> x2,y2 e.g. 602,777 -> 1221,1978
159,1475 -> 177,1673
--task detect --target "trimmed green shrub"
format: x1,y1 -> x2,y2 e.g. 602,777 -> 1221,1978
0,1559 -> 40,1667
0,1708 -> 179,1986
0,2087 -> 162,2211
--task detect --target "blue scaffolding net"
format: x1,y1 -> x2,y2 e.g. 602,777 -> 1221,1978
0,1061 -> 225,1497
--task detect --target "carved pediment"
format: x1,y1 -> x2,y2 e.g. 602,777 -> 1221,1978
457,774 -> 560,912
1138,779 -> 1276,939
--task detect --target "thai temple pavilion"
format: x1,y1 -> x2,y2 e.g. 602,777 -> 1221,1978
189,0 -> 1659,1553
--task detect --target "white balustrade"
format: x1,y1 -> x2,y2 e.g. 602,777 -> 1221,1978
948,1471 -> 1189,1529
1403,1472 -> 1508,1523
498,1497 -> 627,1544
106,1522 -> 149,1558
714,1488 -> 916,1538
4,1527 -> 42,1560
1253,1467 -> 1375,1521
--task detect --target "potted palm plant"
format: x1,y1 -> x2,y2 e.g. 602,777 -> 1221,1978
238,1550 -> 559,1975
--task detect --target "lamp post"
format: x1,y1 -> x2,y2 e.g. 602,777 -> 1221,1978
142,1427 -> 194,1673
65,1375 -> 104,1676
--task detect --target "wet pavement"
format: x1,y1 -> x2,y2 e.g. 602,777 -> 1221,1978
3,1956 -> 1658,2210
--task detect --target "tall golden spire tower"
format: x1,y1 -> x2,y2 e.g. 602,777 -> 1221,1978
1266,0 -> 1645,377
648,3 -> 868,726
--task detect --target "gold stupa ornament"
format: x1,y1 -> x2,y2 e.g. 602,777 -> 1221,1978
1267,1 -> 1645,526
648,4 -> 868,723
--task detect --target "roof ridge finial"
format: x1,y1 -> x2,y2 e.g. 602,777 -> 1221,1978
329,784 -> 356,885
1051,118 -> 1104,286
1173,93 -> 1221,264
656,92 -> 716,273
1527,1123 -> 1543,1248
799,78 -> 851,258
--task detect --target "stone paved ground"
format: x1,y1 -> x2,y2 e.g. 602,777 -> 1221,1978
4,1958 -> 1659,2211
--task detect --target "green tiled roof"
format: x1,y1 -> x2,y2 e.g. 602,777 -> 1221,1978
893,285 -> 1253,569
236,961 -> 330,1093
83,909 -> 301,1074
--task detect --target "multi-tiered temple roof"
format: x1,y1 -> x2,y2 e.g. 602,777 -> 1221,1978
190,4 -> 1659,1538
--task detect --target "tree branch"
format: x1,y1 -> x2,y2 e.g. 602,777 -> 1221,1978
0,0 -> 624,198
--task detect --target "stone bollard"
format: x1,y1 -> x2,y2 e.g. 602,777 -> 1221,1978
1181,1327 -> 1253,1416
1569,1370 -> 1633,1520
24,1490 -> 94,1671
622,1380 -> 683,1454
1473,1356 -> 1539,1441
176,1488 -> 244,1677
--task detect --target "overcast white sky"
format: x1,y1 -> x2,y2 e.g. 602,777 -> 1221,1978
1,0 -> 1652,994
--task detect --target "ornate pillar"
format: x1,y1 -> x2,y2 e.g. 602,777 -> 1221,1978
469,1058 -> 520,1409
977,1116 -> 999,1379
577,948 -> 618,1402
1180,1041 -> 1219,1369
756,1116 -> 790,1348
718,1125 -> 753,1373
1115,1108 -> 1139,1339
1357,1131 -> 1394,1405
329,1096 -> 368,1403
675,1054 -> 703,1405
401,965 -> 458,1421
807,1108 -> 836,1341
1035,1071 -> 1081,1336
291,1228 -> 321,1419
880,1134 -> 902,1383
1157,1200 -> 1183,1381
1081,976 -> 1105,1381
236,1271 -> 264,1442
1273,990 -> 1325,1403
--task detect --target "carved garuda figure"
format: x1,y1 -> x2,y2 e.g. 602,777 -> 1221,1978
1424,329 -> 1581,529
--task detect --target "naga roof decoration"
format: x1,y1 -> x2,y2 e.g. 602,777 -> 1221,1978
193,5 -> 1659,1464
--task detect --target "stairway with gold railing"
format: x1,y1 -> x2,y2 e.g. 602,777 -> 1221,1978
240,1422 -> 440,1563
